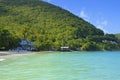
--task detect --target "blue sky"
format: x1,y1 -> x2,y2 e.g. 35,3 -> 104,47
43,0 -> 120,34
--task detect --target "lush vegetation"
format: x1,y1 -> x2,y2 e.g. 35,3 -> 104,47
115,34 -> 120,40
0,0 -> 120,51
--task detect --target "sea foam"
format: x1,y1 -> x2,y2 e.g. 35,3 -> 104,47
0,59 -> 5,61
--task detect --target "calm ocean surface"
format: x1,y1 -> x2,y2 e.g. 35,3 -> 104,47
0,51 -> 120,80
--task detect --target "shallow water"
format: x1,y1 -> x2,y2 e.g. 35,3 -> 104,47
0,51 -> 120,80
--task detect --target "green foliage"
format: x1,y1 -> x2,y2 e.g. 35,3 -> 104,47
103,42 -> 119,51
81,42 -> 100,51
0,28 -> 19,50
0,0 -> 119,51
115,33 -> 120,39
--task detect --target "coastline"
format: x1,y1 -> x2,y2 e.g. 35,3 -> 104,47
0,51 -> 59,61
0,51 -> 36,61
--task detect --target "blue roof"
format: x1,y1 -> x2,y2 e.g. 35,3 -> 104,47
19,40 -> 34,46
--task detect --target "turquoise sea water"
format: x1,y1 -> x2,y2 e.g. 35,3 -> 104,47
0,51 -> 120,80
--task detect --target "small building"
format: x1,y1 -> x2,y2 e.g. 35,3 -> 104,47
61,46 -> 70,51
20,40 -> 35,51
102,40 -> 117,44
14,40 -> 36,51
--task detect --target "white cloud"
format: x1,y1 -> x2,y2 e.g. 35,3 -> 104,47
78,10 -> 109,33
61,6 -> 71,11
79,10 -> 90,21
43,0 -> 52,2
101,20 -> 108,26
96,20 -> 108,33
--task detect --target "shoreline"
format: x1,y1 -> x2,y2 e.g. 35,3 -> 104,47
0,51 -> 36,61
0,51 -> 120,62
0,51 -> 59,61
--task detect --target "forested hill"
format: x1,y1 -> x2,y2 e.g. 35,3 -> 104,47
115,34 -> 120,39
0,0 -> 120,51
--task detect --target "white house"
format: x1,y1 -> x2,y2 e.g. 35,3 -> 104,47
61,46 -> 70,51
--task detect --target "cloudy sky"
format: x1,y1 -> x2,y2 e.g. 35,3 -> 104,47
43,0 -> 120,34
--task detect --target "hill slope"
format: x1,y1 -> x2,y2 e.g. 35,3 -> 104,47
0,0 -> 119,51
115,34 -> 120,39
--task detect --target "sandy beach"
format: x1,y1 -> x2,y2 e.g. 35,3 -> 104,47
0,51 -> 35,61
0,51 -> 57,61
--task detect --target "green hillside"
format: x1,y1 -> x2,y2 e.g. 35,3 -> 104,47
0,0 -> 120,51
115,34 -> 120,39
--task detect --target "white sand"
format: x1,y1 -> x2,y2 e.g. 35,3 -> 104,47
0,51 -> 35,61
0,58 -> 5,61
0,51 -> 57,61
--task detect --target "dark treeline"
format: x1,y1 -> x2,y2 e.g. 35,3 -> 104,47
115,34 -> 120,40
0,0 -> 120,51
